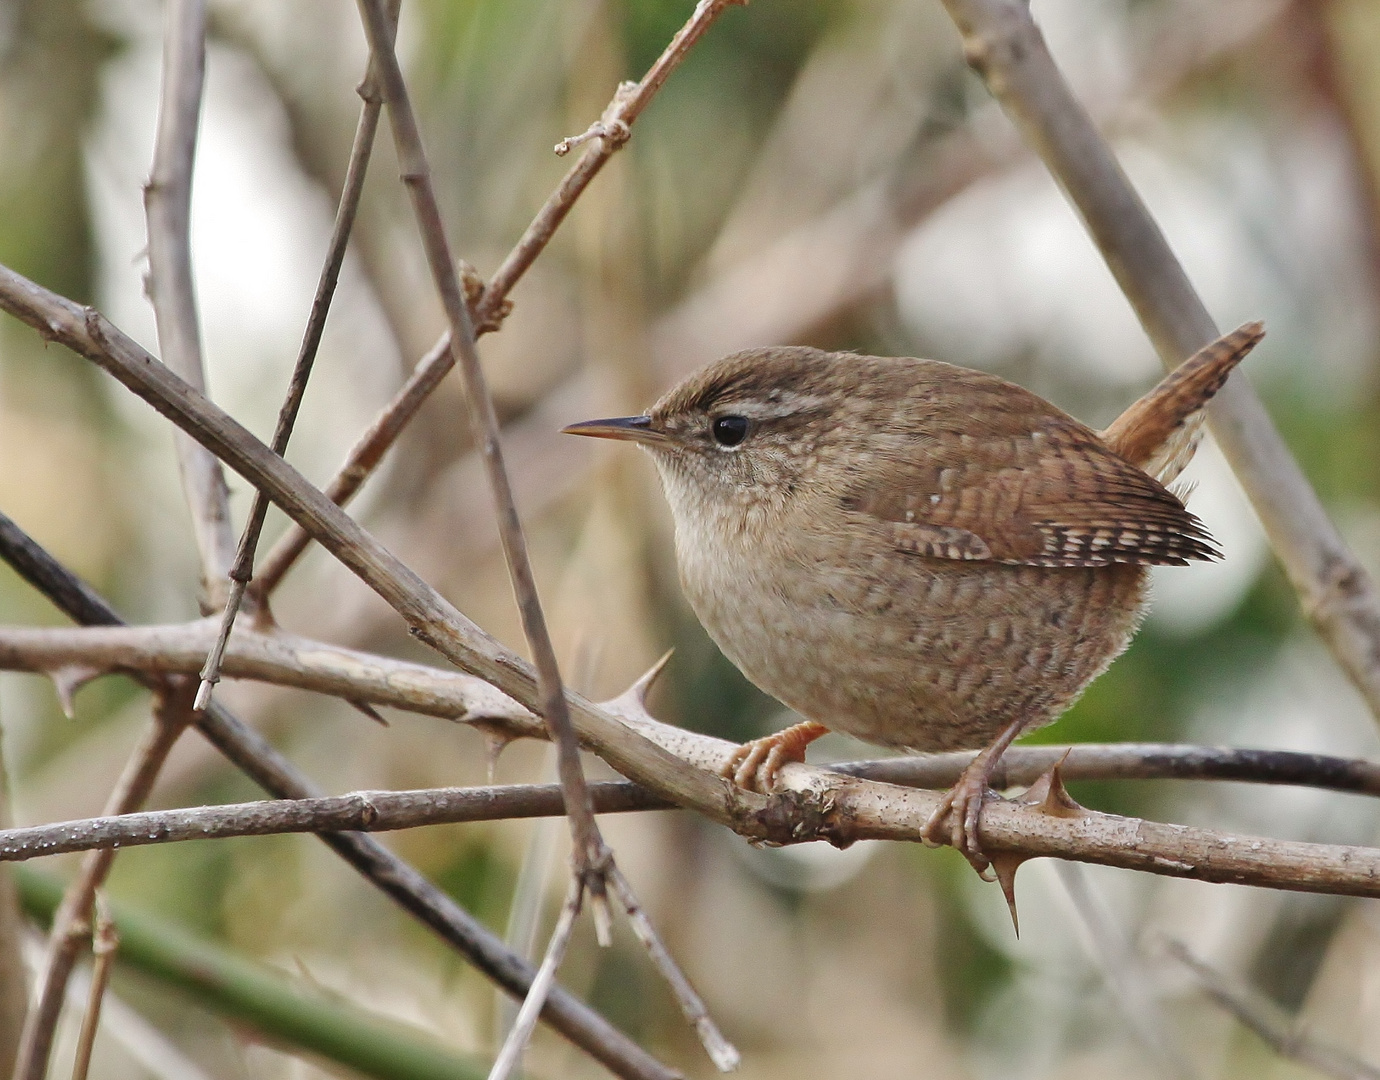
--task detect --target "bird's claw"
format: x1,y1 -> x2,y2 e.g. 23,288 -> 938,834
921,770 -> 1001,876
722,720 -> 829,793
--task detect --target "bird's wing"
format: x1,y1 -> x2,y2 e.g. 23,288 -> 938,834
841,370 -> 1219,568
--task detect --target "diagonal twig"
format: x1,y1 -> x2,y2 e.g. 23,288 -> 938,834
0,512 -> 677,1080
1165,938 -> 1380,1080
487,878 -> 583,1080
193,0 -> 400,710
935,0 -> 1380,720
249,0 -> 744,601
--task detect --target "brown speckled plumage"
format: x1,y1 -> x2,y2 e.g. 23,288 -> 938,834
564,322 -> 1262,866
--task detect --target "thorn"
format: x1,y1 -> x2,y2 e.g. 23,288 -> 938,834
48,665 -> 101,719
1018,752 -> 1086,819
471,721 -> 516,783
602,649 -> 674,719
347,699 -> 389,726
989,852 -> 1029,936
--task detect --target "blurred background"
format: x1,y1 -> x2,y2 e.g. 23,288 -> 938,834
3,0 -> 1380,1076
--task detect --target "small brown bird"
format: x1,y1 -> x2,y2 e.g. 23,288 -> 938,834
565,323 -> 1262,871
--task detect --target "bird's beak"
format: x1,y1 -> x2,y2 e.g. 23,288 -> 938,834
561,415 -> 665,444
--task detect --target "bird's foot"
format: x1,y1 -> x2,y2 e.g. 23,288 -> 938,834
723,721 -> 830,793
921,763 -> 1000,877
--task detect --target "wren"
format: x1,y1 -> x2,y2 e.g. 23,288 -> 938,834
564,323 -> 1263,871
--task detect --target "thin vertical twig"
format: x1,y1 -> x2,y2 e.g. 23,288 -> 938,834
142,0 -> 237,610
0,729 -> 27,1078
69,895 -> 118,1080
0,511 -> 676,1080
936,0 -> 1380,719
353,0 -> 608,902
248,0 -> 744,601
13,689 -> 191,1080
193,0 -> 400,710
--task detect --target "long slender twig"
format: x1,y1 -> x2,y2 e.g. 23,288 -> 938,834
194,0 -> 399,709
13,688 -> 192,1080
10,736 -> 1380,865
1165,939 -> 1380,1080
142,0 -> 236,610
607,866 -> 739,1072
69,895 -> 118,1080
0,513 -> 677,1080
11,272 -> 1380,901
935,0 -> 1380,719
0,783 -> 670,862
249,0 -> 744,601
352,0 -> 608,910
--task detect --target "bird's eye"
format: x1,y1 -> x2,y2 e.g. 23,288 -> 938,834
711,415 -> 750,447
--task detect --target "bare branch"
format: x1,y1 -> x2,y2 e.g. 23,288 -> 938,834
10,267 -> 1380,908
7,621 -> 1380,798
935,0 -> 1380,720
250,0 -> 743,599
1165,939 -> 1380,1080
0,783 -> 669,863
5,748 -> 1380,898
194,0 -> 399,708
0,513 -> 677,1080
142,0 -> 236,608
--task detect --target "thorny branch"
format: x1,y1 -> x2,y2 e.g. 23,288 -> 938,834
936,0 -> 1380,720
0,513 -> 677,1080
8,619 -> 1380,795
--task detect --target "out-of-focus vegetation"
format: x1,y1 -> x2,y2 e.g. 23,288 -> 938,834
2,0 -> 1380,1077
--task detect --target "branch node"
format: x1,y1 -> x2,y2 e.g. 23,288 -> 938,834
555,117 -> 632,157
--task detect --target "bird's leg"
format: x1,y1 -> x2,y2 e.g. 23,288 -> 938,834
724,720 -> 830,793
922,716 -> 1028,875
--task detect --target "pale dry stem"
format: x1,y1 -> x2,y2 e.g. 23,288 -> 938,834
1165,939 -> 1380,1080
486,878 -> 584,1080
69,895 -> 118,1080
